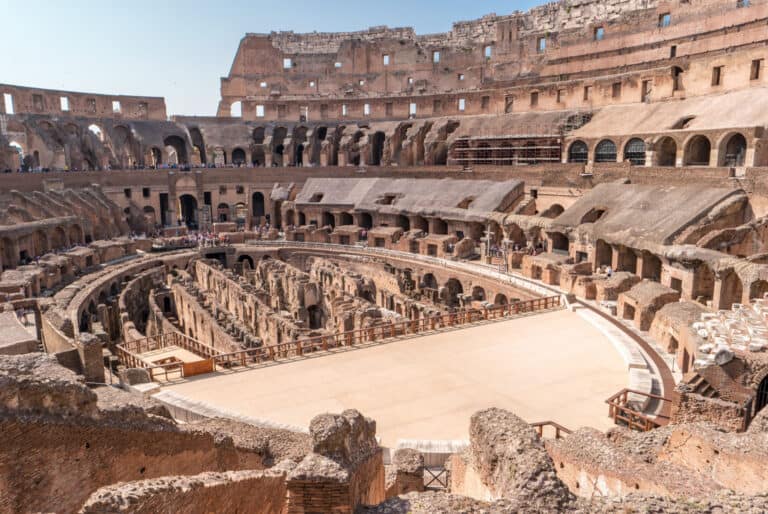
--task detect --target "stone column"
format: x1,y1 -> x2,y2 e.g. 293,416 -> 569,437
76,333 -> 105,384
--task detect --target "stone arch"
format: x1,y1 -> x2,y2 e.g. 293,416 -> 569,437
718,132 -> 748,167
50,226 -> 67,250
322,212 -> 335,228
654,136 -> 677,166
284,209 -> 296,227
750,280 -> 768,302
718,271 -> 743,310
339,212 -> 353,225
188,127 -> 207,164
684,135 -> 712,166
568,140 -> 589,164
623,138 -> 646,165
230,101 -> 242,117
359,212 -> 373,230
298,212 -> 307,226
69,225 -> 83,245
506,223 -> 527,246
581,207 -> 606,224
421,273 -> 438,291
238,255 -> 255,269
272,127 -> 288,166
539,204 -> 564,219
594,139 -> 617,163
87,124 -> 104,142
163,135 -> 188,165
217,203 -> 230,222
370,131 -> 385,165
396,215 -> 410,231
231,147 -> 246,165
179,194 -> 198,227
471,286 -> 486,302
433,218 -> 448,235
442,278 -> 464,308
494,293 -> 508,305
252,192 -> 265,219
33,229 -> 49,256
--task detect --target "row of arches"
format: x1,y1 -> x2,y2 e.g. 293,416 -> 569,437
567,132 -> 748,167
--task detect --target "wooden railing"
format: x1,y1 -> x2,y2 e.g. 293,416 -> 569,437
606,388 -> 672,432
530,421 -> 572,439
115,331 -> 222,381
212,296 -> 562,371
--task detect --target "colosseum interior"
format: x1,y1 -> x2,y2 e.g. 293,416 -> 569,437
7,0 -> 768,511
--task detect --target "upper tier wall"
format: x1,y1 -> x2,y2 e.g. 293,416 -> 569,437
0,84 -> 167,120
219,0 -> 768,120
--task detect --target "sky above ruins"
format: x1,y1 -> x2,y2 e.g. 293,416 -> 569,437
4,0 -> 544,116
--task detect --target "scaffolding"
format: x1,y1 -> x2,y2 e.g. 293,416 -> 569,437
449,135 -> 562,166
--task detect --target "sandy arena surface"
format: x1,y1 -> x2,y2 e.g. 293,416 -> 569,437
165,309 -> 627,446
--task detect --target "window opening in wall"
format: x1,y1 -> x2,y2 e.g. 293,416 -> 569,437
612,82 -> 621,98
283,58 -> 292,69
256,105 -> 265,117
236,185 -> 244,194
309,80 -> 316,88
309,193 -> 324,203
481,96 -> 490,110
530,92 -> 538,107
364,103 -> 371,116
383,54 -> 390,66
641,80 -> 652,102
672,66 -> 684,91
670,45 -> 677,58
594,27 -> 605,41
2,93 -> 13,114
458,73 -> 465,81
433,99 -> 442,114
112,100 -> 121,113
751,59 -> 762,80
334,62 -> 342,68
60,97 -> 69,111
659,13 -> 671,27
260,81 -> 268,88
583,86 -> 592,101
409,102 -> 417,116
484,45 -> 492,58
458,98 -> 466,111
557,89 -> 565,103
737,0 -> 750,7
230,101 -> 242,117
712,66 -> 723,86
277,104 -> 287,118
407,77 -> 414,85
537,37 -> 546,53
433,51 -> 441,63
385,102 -> 393,116
219,186 -> 227,194
359,79 -> 365,86
142,187 -> 150,198
342,104 -> 348,117
505,95 -> 514,113
124,188 -> 131,199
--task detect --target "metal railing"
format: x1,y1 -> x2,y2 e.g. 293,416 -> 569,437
115,331 -> 222,381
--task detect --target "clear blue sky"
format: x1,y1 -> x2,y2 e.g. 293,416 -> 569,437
3,0 -> 544,116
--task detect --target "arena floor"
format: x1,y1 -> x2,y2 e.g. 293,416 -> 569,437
164,309 -> 627,446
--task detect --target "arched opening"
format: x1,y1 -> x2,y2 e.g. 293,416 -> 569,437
756,374 -> 768,415
238,255 -> 255,269
322,212 -> 335,228
88,124 -> 104,141
272,127 -> 288,167
594,139 -> 617,163
163,135 -> 188,165
251,127 -> 266,166
217,203 -> 230,222
471,286 -> 486,302
189,127 -> 207,164
433,218 -> 448,235
163,297 -> 172,313
33,230 -> 48,256
370,131 -> 385,165
397,215 -> 410,231
506,224 -> 527,247
718,271 -> 743,310
8,141 -> 24,170
285,209 -> 296,227
150,147 -> 162,167
252,192 -> 265,219
567,141 -> 588,163
307,305 -> 324,330
494,293 -> 508,306
231,148 -> 246,165
339,212 -> 354,225
234,203 -> 248,223
595,240 -> 613,268
295,143 -> 305,166
655,137 -> 677,166
623,138 -> 646,165
178,194 -> 198,228
443,278 -> 464,308
359,213 -> 373,230
230,101 -> 242,118
539,204 -> 564,219
684,135 -> 711,166
298,212 -> 307,226
411,215 -> 428,233
720,133 -> 747,167
581,208 -> 606,224
421,273 -> 438,291
69,225 -> 83,245
750,280 -> 768,301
